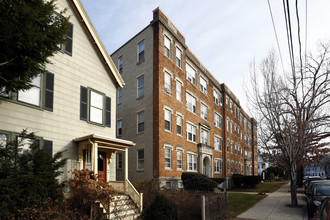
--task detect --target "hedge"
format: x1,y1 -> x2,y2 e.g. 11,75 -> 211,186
232,174 -> 262,188
181,172 -> 218,191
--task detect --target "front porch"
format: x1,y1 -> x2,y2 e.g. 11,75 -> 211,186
74,134 -> 143,213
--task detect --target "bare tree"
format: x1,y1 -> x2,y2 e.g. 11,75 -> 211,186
247,43 -> 330,206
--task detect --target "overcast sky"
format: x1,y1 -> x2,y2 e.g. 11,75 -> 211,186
80,0 -> 330,115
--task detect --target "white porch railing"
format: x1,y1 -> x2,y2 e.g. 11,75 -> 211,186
109,180 -> 143,212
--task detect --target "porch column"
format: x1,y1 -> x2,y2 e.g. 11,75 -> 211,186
124,148 -> 128,194
125,148 -> 128,180
94,143 -> 98,176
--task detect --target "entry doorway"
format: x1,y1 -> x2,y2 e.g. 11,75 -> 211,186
98,151 -> 106,182
203,157 -> 211,177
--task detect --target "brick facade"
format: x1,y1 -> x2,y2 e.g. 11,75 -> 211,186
112,7 -> 258,188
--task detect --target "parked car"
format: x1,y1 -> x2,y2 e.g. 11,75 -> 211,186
307,183 -> 330,218
306,180 -> 330,195
305,176 -> 323,190
309,197 -> 330,220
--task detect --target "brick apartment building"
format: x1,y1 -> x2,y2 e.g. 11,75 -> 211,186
111,7 -> 258,188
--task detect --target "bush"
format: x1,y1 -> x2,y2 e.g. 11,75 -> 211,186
181,172 -> 218,191
141,194 -> 179,220
211,178 -> 225,184
232,174 -> 262,188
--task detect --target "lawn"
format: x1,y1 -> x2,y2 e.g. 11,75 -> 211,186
228,192 -> 266,217
230,181 -> 289,193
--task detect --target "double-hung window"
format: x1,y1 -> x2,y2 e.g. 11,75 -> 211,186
186,63 -> 196,85
200,76 -> 207,95
200,128 -> 209,145
118,56 -> 123,73
187,123 -> 197,142
187,153 -> 197,171
137,149 -> 144,170
60,23 -> 73,55
176,47 -> 182,67
165,109 -> 171,132
176,80 -> 182,102
165,147 -> 171,169
117,88 -> 122,104
226,117 -> 230,131
164,36 -> 171,58
214,112 -> 221,128
214,136 -> 222,151
176,115 -> 182,135
215,159 -> 222,173
116,153 -> 122,169
201,103 -> 208,120
177,150 -> 183,170
117,120 -> 122,136
213,89 -> 221,106
164,72 -> 171,94
186,92 -> 196,114
227,138 -> 230,152
138,40 -> 145,62
18,74 -> 41,106
80,86 -> 111,127
137,76 -> 144,98
137,111 -> 144,133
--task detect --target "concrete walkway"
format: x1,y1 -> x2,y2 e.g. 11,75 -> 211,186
234,183 -> 307,220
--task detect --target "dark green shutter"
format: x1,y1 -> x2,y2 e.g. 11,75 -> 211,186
65,23 -> 73,55
44,140 -> 53,158
105,96 -> 111,127
44,72 -> 54,111
80,86 -> 88,121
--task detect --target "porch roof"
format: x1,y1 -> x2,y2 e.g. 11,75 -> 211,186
73,134 -> 135,150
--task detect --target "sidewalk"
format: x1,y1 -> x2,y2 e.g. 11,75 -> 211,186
234,183 -> 307,220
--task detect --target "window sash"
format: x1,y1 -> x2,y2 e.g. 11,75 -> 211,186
165,109 -> 171,131
18,74 -> 41,106
201,103 -> 208,120
176,47 -> 182,67
177,150 -> 182,169
164,36 -> 171,58
187,123 -> 196,142
186,63 -> 196,85
176,116 -> 182,135
138,41 -> 145,62
117,120 -> 122,136
90,91 -> 103,124
200,77 -> 207,94
137,112 -> 144,133
137,76 -> 144,97
165,72 -> 171,93
137,149 -> 144,170
186,93 -> 196,113
176,81 -> 182,101
165,147 -> 171,169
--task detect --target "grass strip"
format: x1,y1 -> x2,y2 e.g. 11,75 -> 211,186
228,192 -> 266,217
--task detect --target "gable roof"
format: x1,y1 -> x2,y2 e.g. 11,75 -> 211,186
68,0 -> 124,88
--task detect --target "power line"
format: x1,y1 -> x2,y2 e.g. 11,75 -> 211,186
283,0 -> 296,79
295,0 -> 303,73
305,0 -> 308,68
267,0 -> 285,74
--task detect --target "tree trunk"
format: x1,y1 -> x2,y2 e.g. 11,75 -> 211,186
290,163 -> 298,206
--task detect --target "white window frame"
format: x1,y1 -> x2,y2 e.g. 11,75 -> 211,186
215,159 -> 222,173
137,40 -> 145,62
117,88 -> 122,104
165,108 -> 171,132
165,71 -> 171,94
186,92 -> 197,114
177,149 -> 183,170
213,89 -> 221,106
214,135 -> 222,151
89,90 -> 104,124
137,75 -> 144,98
176,80 -> 182,102
137,148 -> 144,171
18,74 -> 41,106
176,47 -> 182,68
200,128 -> 209,145
200,76 -> 207,95
164,35 -> 171,58
201,102 -> 208,120
137,111 -> 144,133
186,62 -> 196,85
117,120 -> 122,136
176,114 -> 183,136
165,146 -> 172,170
186,122 -> 197,143
187,153 -> 197,172
214,112 -> 221,128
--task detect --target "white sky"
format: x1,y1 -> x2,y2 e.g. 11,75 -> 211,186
80,0 -> 330,115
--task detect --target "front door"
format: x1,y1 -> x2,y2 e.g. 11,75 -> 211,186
98,151 -> 106,182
